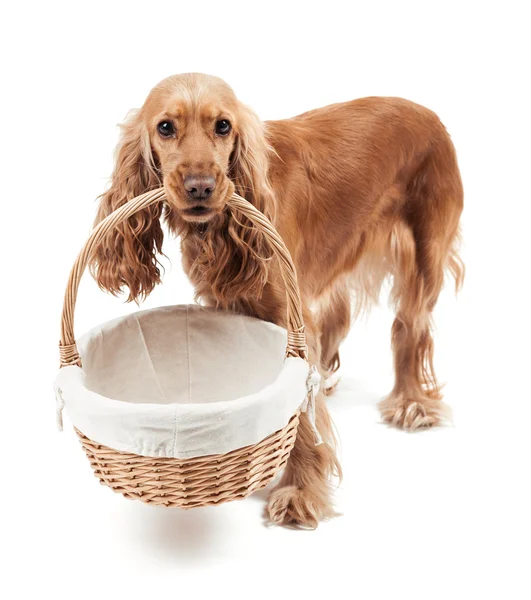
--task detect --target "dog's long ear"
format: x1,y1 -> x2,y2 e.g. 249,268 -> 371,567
90,110 -> 164,302
189,104 -> 277,307
230,103 -> 276,218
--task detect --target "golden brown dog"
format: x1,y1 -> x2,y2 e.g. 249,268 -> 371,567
91,73 -> 464,528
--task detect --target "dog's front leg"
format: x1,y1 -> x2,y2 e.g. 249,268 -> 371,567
267,387 -> 341,528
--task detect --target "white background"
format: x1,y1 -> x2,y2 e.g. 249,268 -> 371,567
2,1 -> 530,598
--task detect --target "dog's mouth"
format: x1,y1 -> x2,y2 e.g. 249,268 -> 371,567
164,179 -> 234,224
181,205 -> 217,222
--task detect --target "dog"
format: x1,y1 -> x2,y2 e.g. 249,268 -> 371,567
91,73 -> 464,528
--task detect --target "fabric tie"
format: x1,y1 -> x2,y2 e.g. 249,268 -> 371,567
303,365 -> 323,445
54,384 -> 65,432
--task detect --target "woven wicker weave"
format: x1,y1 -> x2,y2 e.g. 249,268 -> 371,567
76,413 -> 299,509
58,189 -> 308,508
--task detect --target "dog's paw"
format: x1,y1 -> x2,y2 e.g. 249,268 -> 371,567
266,485 -> 335,529
378,392 -> 451,431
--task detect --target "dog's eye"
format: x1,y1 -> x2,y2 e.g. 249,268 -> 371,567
215,119 -> 231,136
157,121 -> 176,138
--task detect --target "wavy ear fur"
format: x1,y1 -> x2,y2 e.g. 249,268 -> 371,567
90,110 -> 164,302
230,103 -> 276,218
187,104 -> 277,308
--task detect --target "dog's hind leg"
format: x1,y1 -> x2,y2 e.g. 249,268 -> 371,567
378,142 -> 464,431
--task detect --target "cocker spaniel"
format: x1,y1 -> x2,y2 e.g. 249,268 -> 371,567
91,73 -> 464,528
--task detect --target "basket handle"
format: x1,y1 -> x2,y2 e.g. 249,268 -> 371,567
59,189 -> 307,368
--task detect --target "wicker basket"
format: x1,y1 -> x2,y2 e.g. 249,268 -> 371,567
55,189 -> 318,509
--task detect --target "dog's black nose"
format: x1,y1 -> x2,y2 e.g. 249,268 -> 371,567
183,175 -> 216,200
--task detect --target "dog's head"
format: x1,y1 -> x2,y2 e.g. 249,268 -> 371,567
144,73 -> 271,222
91,73 -> 275,302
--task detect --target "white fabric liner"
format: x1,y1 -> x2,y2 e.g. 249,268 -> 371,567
55,305 -> 311,458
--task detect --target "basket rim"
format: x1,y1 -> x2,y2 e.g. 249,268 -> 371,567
55,344 -> 310,459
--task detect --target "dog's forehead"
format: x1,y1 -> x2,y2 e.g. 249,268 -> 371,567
147,74 -> 239,119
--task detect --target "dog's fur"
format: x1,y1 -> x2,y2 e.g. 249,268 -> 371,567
91,73 -> 464,528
